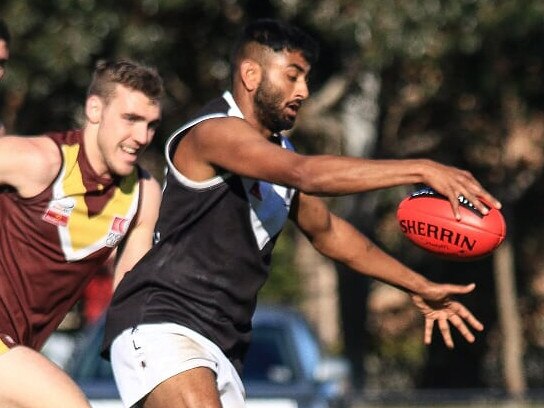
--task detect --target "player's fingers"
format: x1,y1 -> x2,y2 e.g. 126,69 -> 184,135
474,189 -> 502,210
485,196 -> 502,210
458,191 -> 490,216
448,170 -> 491,215
448,314 -> 475,343
452,302 -> 484,331
466,315 -> 484,331
424,318 -> 434,345
438,318 -> 454,349
458,171 -> 502,210
456,184 -> 502,216
447,194 -> 462,221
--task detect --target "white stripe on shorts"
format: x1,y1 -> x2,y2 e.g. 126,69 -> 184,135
110,323 -> 246,407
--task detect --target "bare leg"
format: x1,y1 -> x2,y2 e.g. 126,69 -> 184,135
143,367 -> 222,408
0,346 -> 91,408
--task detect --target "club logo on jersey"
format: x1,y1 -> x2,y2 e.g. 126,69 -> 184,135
106,216 -> 130,247
42,197 -> 76,227
112,216 -> 129,234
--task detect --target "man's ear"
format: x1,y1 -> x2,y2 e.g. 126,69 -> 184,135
239,59 -> 262,92
85,95 -> 103,124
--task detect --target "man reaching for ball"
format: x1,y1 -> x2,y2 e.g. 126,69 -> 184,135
102,19 -> 502,408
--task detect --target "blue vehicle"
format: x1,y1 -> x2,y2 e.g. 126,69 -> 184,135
243,305 -> 352,408
64,305 -> 352,408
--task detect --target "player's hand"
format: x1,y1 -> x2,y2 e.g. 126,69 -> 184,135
410,283 -> 484,348
419,159 -> 501,220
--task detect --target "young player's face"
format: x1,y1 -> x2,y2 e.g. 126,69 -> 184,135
254,50 -> 310,133
97,84 -> 161,177
0,39 -> 9,80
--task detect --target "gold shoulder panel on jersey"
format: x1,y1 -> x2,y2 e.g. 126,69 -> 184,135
47,144 -> 140,261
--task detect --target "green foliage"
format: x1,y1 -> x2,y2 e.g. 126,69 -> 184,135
259,224 -> 302,304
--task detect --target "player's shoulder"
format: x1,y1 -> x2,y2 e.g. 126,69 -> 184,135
194,115 -> 247,132
1,134 -> 60,170
0,135 -> 61,195
191,116 -> 256,143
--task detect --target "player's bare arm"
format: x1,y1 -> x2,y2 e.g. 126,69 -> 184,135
0,135 -> 60,197
113,173 -> 162,289
291,191 -> 430,290
178,117 -> 500,219
290,191 -> 483,347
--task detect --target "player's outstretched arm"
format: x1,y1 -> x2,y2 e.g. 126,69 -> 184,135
291,192 -> 483,347
185,118 -> 500,220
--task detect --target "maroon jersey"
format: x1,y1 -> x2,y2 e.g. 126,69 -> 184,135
0,130 -> 141,349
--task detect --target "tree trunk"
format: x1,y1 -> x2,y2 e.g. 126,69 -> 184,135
294,233 -> 340,350
494,237 -> 526,398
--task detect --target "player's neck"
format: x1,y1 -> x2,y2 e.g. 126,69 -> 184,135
82,125 -> 112,180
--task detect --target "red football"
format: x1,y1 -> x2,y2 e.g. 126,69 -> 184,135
396,188 -> 506,259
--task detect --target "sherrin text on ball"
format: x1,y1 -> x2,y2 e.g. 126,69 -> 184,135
396,187 -> 506,259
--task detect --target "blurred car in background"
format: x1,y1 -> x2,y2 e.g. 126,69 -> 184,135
243,305 -> 352,408
64,304 -> 352,408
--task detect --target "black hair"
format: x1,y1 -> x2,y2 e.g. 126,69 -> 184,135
232,19 -> 319,66
0,19 -> 10,45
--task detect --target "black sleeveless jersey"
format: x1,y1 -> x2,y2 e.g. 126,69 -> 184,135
102,91 -> 297,372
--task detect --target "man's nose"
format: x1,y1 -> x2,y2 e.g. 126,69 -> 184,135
134,124 -> 153,146
296,80 -> 309,100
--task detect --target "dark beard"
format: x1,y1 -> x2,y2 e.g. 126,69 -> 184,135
254,78 -> 295,133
